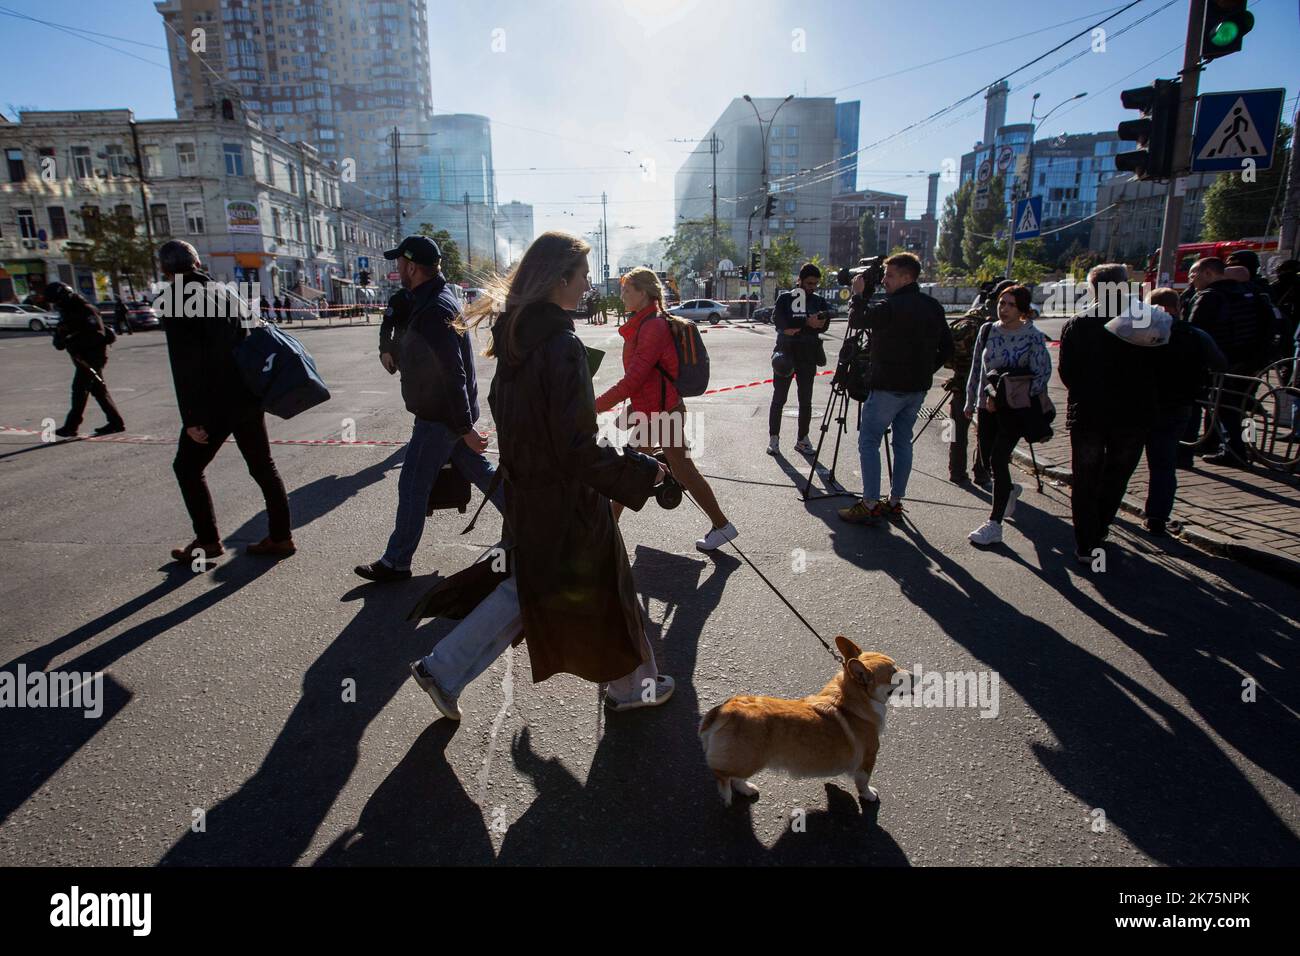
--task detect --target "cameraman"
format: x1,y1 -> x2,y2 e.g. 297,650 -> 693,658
839,253 -> 952,524
767,262 -> 832,456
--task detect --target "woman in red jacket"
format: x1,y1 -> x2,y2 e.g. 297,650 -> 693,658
595,268 -> 737,552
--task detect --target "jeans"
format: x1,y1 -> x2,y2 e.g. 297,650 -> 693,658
64,353 -> 124,431
1069,423 -> 1148,555
769,359 -> 816,438
976,408 -> 1024,521
858,390 -> 925,501
173,413 -> 290,543
1144,405 -> 1192,524
422,573 -> 660,704
382,417 -> 504,571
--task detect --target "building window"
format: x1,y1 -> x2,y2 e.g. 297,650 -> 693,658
72,146 -> 93,179
150,203 -> 170,236
114,204 -> 133,222
224,143 -> 245,176
105,144 -> 128,177
17,208 -> 37,239
185,200 -> 205,234
48,206 -> 68,239
141,144 -> 162,177
294,213 -> 302,241
273,207 -> 283,241
264,150 -> 274,183
6,148 -> 25,182
770,144 -> 781,158
786,143 -> 798,157
787,126 -> 798,138
784,200 -> 796,214
288,164 -> 297,192
81,205 -> 101,238
772,126 -> 782,138
177,143 -> 197,176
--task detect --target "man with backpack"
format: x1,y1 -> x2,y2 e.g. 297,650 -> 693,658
595,266 -> 735,552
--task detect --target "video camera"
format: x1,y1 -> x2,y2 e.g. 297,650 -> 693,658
836,256 -> 885,290
652,451 -> 683,510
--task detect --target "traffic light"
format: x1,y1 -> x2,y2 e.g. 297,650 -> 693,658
1201,0 -> 1254,61
1115,78 -> 1181,181
750,250 -> 760,272
358,270 -> 371,286
764,195 -> 777,219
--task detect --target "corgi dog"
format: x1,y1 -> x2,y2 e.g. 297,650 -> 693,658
698,636 -> 910,807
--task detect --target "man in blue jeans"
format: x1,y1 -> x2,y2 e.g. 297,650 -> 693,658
838,253 -> 952,524
355,235 -> 503,582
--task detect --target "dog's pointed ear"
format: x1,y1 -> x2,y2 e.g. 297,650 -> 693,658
846,658 -> 872,687
834,635 -> 862,660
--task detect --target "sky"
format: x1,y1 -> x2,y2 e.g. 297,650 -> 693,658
1,0 -> 1296,267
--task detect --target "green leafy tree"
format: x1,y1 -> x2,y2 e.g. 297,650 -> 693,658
417,224 -> 465,283
762,234 -> 805,288
663,219 -> 739,277
72,207 -> 154,297
936,180 -> 972,271
961,174 -> 1006,272
1201,124 -> 1292,241
857,210 -> 879,261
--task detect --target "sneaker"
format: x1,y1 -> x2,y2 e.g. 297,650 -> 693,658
793,436 -> 815,455
766,435 -> 780,456
882,499 -> 906,519
171,539 -> 224,562
354,560 -> 412,583
1003,483 -> 1023,520
53,425 -> 78,439
92,422 -> 125,436
1142,518 -> 1167,536
408,660 -> 461,721
605,674 -> 676,712
972,471 -> 991,489
838,499 -> 884,524
696,522 -> 738,552
968,520 -> 1003,545
246,536 -> 296,558
949,474 -> 970,485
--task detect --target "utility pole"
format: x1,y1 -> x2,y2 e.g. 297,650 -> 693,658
464,192 -> 471,269
491,213 -> 498,272
392,127 -> 401,237
1156,0 -> 1206,284
601,191 -> 609,287
711,131 -> 719,288
128,117 -> 158,283
1279,104 -> 1300,259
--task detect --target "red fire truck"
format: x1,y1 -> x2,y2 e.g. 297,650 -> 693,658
1145,237 -> 1279,289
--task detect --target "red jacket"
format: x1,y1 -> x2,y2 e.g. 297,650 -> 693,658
594,305 -> 680,415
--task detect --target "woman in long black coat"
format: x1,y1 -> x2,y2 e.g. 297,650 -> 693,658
409,231 -> 675,719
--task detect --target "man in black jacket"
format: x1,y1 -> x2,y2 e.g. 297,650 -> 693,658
157,240 -> 293,564
45,282 -> 125,439
355,235 -> 504,583
767,262 -> 832,456
839,252 -> 953,524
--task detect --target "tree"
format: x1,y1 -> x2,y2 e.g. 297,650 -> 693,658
663,219 -> 739,278
936,180 -> 972,272
1201,124 -> 1292,241
762,234 -> 805,288
72,207 -> 154,297
418,224 -> 465,283
857,210 -> 879,261
961,174 -> 1006,271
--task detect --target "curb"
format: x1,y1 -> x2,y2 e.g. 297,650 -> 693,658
1009,446 -> 1300,587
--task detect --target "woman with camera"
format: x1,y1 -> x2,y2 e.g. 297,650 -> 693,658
408,232 -> 675,720
594,267 -> 738,553
964,284 -> 1053,546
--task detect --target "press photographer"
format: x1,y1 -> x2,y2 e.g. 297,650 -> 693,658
767,262 -> 833,457
838,252 -> 952,525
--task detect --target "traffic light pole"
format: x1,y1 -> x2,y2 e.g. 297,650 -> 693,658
1155,0 -> 1206,285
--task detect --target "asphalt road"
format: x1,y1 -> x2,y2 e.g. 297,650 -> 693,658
0,318 -> 1297,866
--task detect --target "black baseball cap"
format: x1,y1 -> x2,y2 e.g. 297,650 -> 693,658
384,235 -> 441,267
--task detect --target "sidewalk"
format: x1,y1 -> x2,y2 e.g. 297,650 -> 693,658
926,368 -> 1300,584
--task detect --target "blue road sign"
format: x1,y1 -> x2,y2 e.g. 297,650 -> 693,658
1013,196 -> 1042,240
357,256 -> 369,269
1191,88 -> 1285,173
748,271 -> 762,284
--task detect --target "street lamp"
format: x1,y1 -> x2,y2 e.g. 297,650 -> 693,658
1006,91 -> 1086,276
744,93 -> 794,298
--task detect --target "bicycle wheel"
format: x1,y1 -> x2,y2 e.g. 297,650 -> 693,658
1249,385 -> 1300,472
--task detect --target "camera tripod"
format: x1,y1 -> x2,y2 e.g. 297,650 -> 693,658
801,374 -> 860,501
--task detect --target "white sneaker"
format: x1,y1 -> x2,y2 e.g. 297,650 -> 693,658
1003,483 -> 1023,520
968,520 -> 1003,546
766,436 -> 780,456
696,522 -> 738,552
793,436 -> 815,455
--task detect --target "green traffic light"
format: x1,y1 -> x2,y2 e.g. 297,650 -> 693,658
1209,20 -> 1240,46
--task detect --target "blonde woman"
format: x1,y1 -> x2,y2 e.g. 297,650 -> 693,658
594,267 -> 738,552
409,232 -> 674,720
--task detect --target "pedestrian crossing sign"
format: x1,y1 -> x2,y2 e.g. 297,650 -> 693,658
1191,88 -> 1284,173
1013,196 -> 1042,240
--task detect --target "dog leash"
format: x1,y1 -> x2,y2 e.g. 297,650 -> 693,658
679,484 -> 842,664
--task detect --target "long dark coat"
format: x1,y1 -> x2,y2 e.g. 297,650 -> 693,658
488,302 -> 659,683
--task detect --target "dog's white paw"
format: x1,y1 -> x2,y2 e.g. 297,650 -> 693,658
717,779 -> 734,807
731,778 -> 760,799
859,784 -> 879,803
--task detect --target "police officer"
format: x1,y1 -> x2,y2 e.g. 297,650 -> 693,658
45,282 -> 125,438
378,285 -> 412,374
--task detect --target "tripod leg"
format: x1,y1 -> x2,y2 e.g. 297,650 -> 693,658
803,383 -> 841,499
1028,441 -> 1043,494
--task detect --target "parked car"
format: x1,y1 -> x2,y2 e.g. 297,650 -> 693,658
752,305 -> 774,324
0,303 -> 59,331
667,299 -> 729,325
95,300 -> 161,331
